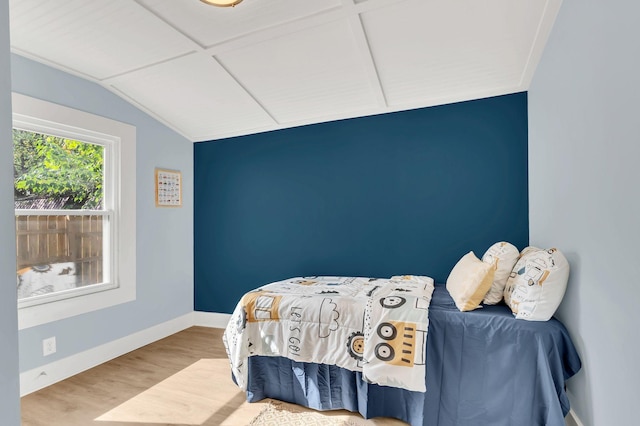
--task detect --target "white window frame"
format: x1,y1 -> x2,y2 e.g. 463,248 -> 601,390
14,129 -> 116,309
12,93 -> 136,330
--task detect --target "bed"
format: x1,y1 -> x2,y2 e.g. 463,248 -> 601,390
225,277 -> 581,426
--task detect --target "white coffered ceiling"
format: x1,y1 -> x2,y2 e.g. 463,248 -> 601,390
9,0 -> 562,142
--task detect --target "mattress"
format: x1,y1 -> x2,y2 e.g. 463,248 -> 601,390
241,283 -> 581,426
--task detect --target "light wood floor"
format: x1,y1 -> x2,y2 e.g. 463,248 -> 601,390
21,326 -> 406,426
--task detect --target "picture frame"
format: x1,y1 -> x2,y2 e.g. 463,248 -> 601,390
155,168 -> 182,207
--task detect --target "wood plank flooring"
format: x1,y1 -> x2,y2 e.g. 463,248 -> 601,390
20,326 -> 405,426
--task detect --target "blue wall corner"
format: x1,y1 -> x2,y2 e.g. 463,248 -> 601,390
194,93 -> 529,313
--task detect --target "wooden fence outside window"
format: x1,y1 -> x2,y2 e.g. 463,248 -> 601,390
15,214 -> 103,287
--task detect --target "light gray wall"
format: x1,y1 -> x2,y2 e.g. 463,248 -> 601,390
0,0 -> 21,424
11,54 -> 194,372
528,1 -> 640,425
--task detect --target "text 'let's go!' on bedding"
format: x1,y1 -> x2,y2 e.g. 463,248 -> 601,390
224,275 -> 435,392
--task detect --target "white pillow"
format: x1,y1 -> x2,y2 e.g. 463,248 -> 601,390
446,251 -> 496,312
503,247 -> 570,321
481,242 -> 520,305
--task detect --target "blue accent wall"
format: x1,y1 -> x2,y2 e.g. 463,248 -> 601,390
194,93 -> 529,313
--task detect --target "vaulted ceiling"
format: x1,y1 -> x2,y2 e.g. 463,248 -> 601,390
9,0 -> 561,142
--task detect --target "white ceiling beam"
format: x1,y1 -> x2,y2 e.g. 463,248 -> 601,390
518,0 -> 563,90
133,0 -> 207,51
101,50 -> 198,82
10,47 -> 98,83
211,55 -> 280,125
204,6 -> 343,57
342,0 -> 387,108
203,0 -> 406,57
107,84 -> 194,141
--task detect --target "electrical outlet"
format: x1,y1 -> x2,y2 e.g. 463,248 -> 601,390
42,337 -> 56,356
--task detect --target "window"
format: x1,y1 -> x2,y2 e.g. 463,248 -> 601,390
12,93 -> 136,330
14,128 -> 113,306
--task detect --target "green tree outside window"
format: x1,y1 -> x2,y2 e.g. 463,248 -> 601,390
13,129 -> 104,210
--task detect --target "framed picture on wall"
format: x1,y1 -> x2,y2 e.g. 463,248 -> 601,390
155,168 -> 182,207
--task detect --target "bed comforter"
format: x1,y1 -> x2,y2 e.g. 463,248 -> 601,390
224,275 -> 435,392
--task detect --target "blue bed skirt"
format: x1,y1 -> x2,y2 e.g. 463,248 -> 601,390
242,284 -> 582,426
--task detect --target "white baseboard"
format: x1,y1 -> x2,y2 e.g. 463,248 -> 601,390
19,312 -> 194,396
566,408 -> 584,426
193,311 -> 231,329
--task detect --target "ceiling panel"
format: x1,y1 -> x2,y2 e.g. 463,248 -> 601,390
217,18 -> 379,124
9,0 -> 196,80
361,0 -> 548,106
110,53 -> 275,140
138,0 -> 341,48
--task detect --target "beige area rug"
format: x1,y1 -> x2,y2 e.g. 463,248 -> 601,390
249,400 -> 407,426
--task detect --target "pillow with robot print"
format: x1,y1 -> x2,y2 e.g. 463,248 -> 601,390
503,247 -> 569,321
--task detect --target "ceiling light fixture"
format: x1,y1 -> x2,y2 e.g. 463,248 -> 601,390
200,0 -> 243,7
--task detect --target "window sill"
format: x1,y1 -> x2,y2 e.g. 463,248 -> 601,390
18,279 -> 135,330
